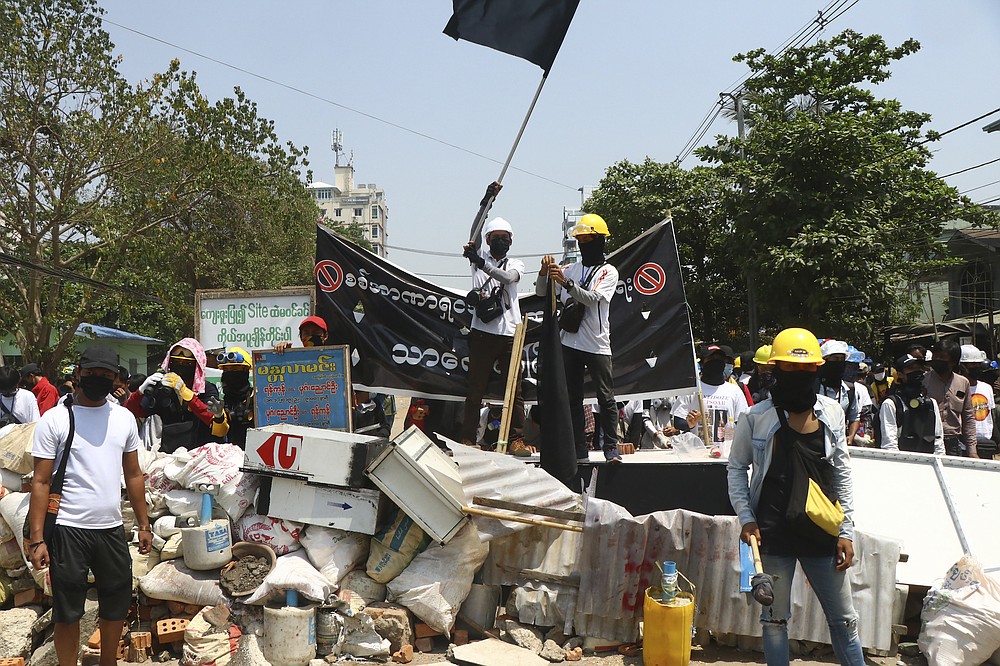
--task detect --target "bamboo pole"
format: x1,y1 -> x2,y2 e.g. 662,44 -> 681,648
496,321 -> 527,454
462,506 -> 583,533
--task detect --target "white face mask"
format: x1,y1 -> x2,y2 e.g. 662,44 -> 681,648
874,372 -> 886,381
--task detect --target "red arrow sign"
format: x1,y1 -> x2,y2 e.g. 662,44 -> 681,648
256,432 -> 303,470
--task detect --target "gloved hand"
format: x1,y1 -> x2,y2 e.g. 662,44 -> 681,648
139,372 -> 164,394
204,396 -> 225,419
479,181 -> 502,206
161,372 -> 195,403
462,243 -> 486,269
654,432 -> 670,449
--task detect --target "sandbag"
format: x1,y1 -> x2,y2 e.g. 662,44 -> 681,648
139,560 -> 226,606
182,606 -> 241,666
164,489 -> 204,517
244,550 -> 331,606
386,522 -> 489,636
0,515 -> 12,544
155,515 -> 182,539
167,443 -> 257,521
0,424 -> 36,475
0,469 -> 22,493
131,544 -> 162,583
235,514 -> 302,556
300,526 -> 368,586
366,508 -> 430,584
0,538 -> 23,569
0,492 -> 29,566
919,555 -> 1000,665
159,532 -> 184,561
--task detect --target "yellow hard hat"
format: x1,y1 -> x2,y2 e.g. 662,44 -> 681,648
569,213 -> 610,237
217,346 -> 252,371
769,328 -> 824,365
734,356 -> 741,369
753,345 -> 773,365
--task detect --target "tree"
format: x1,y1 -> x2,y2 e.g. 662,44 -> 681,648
0,0 -> 317,367
698,30 -> 994,349
585,159 -> 744,342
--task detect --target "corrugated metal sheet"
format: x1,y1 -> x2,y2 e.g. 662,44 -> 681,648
574,498 -> 901,651
447,438 -> 582,542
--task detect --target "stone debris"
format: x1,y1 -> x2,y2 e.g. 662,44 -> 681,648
539,639 -> 566,662
503,618 -> 544,653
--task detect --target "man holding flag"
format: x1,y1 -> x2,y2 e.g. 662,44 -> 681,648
538,214 -> 622,464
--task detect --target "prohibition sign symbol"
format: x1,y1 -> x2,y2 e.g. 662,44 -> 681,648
315,259 -> 344,293
634,262 -> 666,295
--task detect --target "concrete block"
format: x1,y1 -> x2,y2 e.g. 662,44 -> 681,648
366,602 -> 414,653
414,637 -> 434,653
450,638 -> 548,665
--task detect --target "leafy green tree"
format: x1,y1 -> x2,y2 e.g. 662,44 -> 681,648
698,30 -> 993,349
585,159 -> 744,342
0,0 -> 317,367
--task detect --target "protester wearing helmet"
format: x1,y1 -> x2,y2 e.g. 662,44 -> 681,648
879,355 -> 943,454
924,339 -> 978,458
218,347 -> 254,449
817,340 -> 861,446
727,327 -> 863,665
537,213 -> 623,463
747,344 -> 775,404
459,215 -> 528,455
124,338 -> 228,452
958,344 -> 998,458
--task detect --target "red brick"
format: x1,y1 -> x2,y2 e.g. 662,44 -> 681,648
155,618 -> 189,644
86,630 -> 102,650
414,623 -> 440,638
414,637 -> 434,653
453,629 -> 469,646
0,658 -> 26,666
166,601 -> 185,614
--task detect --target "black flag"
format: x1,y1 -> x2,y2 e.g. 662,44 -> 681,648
537,279 -> 577,488
443,0 -> 580,72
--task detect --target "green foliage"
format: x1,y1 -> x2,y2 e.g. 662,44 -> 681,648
0,0 -> 317,367
588,30 -> 997,352
323,221 -> 374,253
585,159 -> 744,341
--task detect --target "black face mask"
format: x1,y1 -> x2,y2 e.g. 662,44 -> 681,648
80,375 -> 114,401
819,360 -> 846,386
964,366 -> 981,382
488,236 -> 511,259
700,358 -> 726,386
222,371 -> 252,400
899,373 -> 926,399
578,236 -> 606,266
307,335 -> 326,347
930,359 -> 951,376
770,367 -> 818,413
170,364 -> 197,388
842,363 -> 860,383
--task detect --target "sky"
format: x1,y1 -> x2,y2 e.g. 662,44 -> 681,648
98,1 -> 1000,292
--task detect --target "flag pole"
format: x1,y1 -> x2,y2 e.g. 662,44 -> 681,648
469,72 -> 550,242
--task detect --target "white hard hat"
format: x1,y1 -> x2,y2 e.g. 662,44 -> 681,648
960,344 -> 987,363
819,339 -> 849,358
483,217 -> 513,237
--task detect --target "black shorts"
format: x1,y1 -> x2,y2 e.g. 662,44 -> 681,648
49,524 -> 132,624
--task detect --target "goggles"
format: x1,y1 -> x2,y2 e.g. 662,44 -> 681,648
169,354 -> 196,366
217,350 -> 250,366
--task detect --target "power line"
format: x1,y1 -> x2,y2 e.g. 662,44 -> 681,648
960,178 -> 1000,196
939,157 -> 1000,180
385,243 -> 559,259
102,19 -> 578,191
0,253 -> 163,303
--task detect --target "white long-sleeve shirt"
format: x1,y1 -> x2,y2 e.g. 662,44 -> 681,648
879,397 -> 944,455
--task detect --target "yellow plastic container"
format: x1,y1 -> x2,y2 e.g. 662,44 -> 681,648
642,586 -> 694,666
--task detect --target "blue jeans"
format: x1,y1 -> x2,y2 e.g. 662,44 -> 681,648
759,553 -> 865,666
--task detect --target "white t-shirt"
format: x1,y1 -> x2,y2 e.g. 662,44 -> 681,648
556,262 -> 619,355
672,382 -> 749,443
854,382 -> 873,411
470,253 -> 525,337
971,380 -> 995,440
0,389 -> 40,424
32,400 -> 140,529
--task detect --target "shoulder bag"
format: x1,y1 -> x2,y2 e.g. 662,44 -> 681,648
559,263 -> 607,333
23,395 -> 76,544
776,408 -> 844,545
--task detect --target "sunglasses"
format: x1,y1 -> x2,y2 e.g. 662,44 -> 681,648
169,355 -> 196,366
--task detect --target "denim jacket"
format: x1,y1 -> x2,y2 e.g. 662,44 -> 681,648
726,394 -> 856,541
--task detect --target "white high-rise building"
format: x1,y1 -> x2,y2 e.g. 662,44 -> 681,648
308,164 -> 388,257
562,207 -> 582,264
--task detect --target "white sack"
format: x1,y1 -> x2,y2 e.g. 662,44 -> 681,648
139,559 -> 226,606
300,526 -> 368,586
0,492 -> 30,565
164,489 -> 203,517
386,522 -> 488,636
0,423 -> 36,475
234,514 -> 302,556
244,550 -> 331,605
341,613 -> 390,659
0,469 -> 23,493
919,555 -> 1000,665
167,443 -> 257,521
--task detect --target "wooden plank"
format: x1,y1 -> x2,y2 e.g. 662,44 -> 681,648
496,322 -> 527,454
472,496 -> 584,522
462,506 -> 582,533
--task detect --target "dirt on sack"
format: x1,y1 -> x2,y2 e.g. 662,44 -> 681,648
219,555 -> 270,596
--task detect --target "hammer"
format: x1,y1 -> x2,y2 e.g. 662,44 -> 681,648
749,534 -> 774,606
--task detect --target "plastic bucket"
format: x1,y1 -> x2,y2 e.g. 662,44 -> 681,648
642,586 -> 694,666
263,605 -> 316,666
181,519 -> 232,571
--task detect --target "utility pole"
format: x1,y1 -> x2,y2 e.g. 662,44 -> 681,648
723,91 -> 758,348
